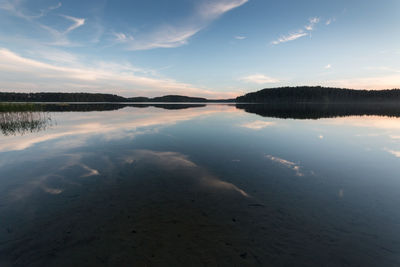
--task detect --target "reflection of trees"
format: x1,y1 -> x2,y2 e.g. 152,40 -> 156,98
129,104 -> 206,110
0,111 -> 52,136
0,103 -> 207,113
38,103 -> 206,112
236,103 -> 400,119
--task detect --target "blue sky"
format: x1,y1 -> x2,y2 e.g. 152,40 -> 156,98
0,0 -> 399,98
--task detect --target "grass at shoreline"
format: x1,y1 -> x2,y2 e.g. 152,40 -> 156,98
0,103 -> 43,112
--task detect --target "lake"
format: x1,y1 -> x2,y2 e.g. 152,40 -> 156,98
1,103 -> 400,266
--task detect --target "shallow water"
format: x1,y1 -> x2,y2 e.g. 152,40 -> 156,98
0,103 -> 400,266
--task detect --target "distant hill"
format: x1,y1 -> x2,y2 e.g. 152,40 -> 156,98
128,95 -> 208,102
236,86 -> 400,103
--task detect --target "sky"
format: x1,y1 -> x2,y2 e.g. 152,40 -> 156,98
0,0 -> 399,98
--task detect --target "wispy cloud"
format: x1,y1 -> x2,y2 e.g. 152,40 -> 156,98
271,31 -> 308,45
113,32 -> 134,43
2,0 -> 247,50
0,1 -> 86,46
234,35 -> 247,40
240,74 -> 279,84
326,18 -> 336,25
271,17 -> 320,45
126,27 -> 201,50
61,15 -> 86,34
0,48 -> 237,98
305,17 -> 320,31
49,2 -> 62,11
122,0 -> 248,50
199,0 -> 248,19
0,0 -> 13,11
39,15 -> 86,46
0,0 -> 62,19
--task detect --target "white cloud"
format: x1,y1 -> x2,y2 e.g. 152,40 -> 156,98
1,0 -> 247,50
0,48 -> 238,98
326,18 -> 336,25
113,32 -> 134,43
61,15 -> 86,34
305,17 -> 320,31
199,0 -> 248,19
234,35 -> 247,40
1,1 -> 86,46
240,74 -> 279,84
49,2 -> 62,11
304,25 -> 313,31
272,17 -> 320,45
124,0 -> 248,50
2,0 -> 246,51
0,0 -> 13,10
271,31 -> 308,45
127,27 -> 202,50
0,0 -> 61,19
29,48 -> 79,64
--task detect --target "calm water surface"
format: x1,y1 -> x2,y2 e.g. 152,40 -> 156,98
0,104 -> 400,266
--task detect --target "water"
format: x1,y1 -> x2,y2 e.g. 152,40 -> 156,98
0,103 -> 400,266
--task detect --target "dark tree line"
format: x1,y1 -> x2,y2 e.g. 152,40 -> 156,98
236,86 -> 400,103
0,92 -> 211,103
0,92 -> 127,102
3,87 -> 400,104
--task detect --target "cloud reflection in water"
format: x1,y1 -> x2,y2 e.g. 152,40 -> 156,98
122,150 -> 249,197
239,120 -> 276,130
265,154 -> 304,177
0,105 -> 235,153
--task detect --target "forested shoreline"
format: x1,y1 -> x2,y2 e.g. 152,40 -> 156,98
1,86 -> 400,103
236,86 -> 400,103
